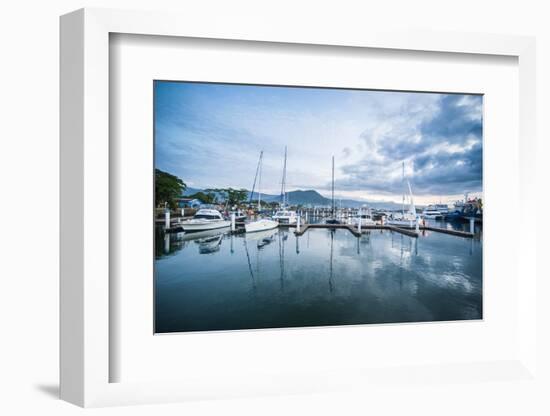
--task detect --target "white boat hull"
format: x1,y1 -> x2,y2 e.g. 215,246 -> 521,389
245,218 -> 279,233
422,214 -> 443,220
352,218 -> 376,227
387,219 -> 417,228
182,219 -> 231,232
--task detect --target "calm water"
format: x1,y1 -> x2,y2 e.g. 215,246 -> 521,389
155,222 -> 482,333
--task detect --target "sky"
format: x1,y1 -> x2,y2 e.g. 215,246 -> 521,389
154,81 -> 483,206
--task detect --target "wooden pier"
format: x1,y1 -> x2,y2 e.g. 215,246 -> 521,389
293,223 -> 362,237
292,223 -> 418,238
158,215 -> 475,239
290,223 -> 474,239
420,226 -> 474,238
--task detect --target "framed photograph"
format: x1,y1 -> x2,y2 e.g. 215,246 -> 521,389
60,8 -> 538,407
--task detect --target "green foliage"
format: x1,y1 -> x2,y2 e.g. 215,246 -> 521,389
188,191 -> 216,204
155,169 -> 186,209
207,188 -> 248,207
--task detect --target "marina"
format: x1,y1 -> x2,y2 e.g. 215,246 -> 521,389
153,80 -> 484,333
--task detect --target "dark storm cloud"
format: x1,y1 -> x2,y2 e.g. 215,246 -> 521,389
335,94 -> 483,196
419,95 -> 482,143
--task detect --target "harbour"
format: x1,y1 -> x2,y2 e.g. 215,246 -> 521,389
155,156 -> 482,333
153,81 -> 484,333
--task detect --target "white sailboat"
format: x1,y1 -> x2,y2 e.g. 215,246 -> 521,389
387,162 -> 418,228
272,146 -> 297,225
245,151 -> 279,233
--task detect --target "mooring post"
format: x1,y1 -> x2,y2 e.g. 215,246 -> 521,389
358,218 -> 362,233
415,218 -> 420,233
297,215 -> 301,232
231,212 -> 236,232
469,217 -> 474,234
165,207 -> 170,230
305,211 -> 308,223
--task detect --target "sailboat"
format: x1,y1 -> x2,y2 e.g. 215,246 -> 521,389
272,146 -> 297,225
245,151 -> 279,233
326,156 -> 341,224
387,161 -> 418,228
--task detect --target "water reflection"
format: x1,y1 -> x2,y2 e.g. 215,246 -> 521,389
155,224 -> 483,333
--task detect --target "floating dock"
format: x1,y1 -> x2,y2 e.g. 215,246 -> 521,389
290,223 -> 474,239
293,223 -> 362,237
420,225 -> 474,238
160,217 -> 475,239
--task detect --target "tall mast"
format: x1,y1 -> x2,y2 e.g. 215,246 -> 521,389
249,150 -> 263,205
402,160 -> 405,215
280,146 -> 287,207
258,151 -> 263,211
331,156 -> 335,217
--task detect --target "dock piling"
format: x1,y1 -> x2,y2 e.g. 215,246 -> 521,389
231,213 -> 236,232
469,218 -> 474,234
297,215 -> 301,232
164,209 -> 170,230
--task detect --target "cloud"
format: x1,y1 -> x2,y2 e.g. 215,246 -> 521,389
334,94 -> 483,197
155,82 -> 483,201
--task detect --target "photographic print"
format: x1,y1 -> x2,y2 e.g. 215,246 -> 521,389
154,81 -> 483,333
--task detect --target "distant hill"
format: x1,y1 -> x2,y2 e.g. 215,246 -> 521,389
285,190 -> 405,210
183,187 -> 406,210
267,189 -> 329,205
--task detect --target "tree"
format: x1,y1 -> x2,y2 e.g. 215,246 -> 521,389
155,169 -> 186,209
226,188 -> 248,206
188,191 -> 216,204
206,187 -> 248,207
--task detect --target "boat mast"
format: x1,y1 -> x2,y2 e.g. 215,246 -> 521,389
258,151 -> 263,211
402,161 -> 405,215
407,179 -> 415,214
280,146 -> 287,208
331,156 -> 335,218
249,150 -> 263,205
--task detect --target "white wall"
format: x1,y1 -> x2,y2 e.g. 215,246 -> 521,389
0,1 -> 548,415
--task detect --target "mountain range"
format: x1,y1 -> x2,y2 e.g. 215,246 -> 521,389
183,187 -> 406,210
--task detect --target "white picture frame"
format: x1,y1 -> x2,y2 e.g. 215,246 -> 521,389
60,8 -> 537,407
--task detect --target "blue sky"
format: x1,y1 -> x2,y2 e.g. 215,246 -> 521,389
155,81 -> 483,205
